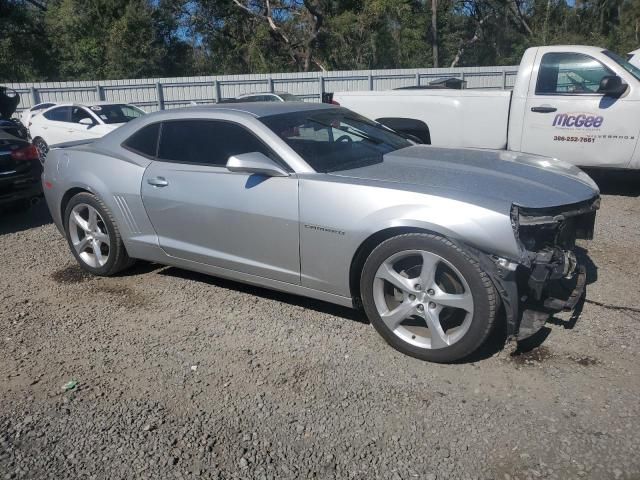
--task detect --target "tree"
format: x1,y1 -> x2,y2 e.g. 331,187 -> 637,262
0,0 -> 53,81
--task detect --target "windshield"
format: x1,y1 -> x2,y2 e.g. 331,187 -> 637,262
603,50 -> 640,82
278,93 -> 299,101
260,108 -> 412,172
89,104 -> 145,124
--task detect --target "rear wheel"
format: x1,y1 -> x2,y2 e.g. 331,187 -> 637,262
64,192 -> 134,276
33,137 -> 48,162
360,233 -> 497,363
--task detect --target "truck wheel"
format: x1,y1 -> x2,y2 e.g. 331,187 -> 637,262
64,192 -> 134,276
360,233 -> 497,363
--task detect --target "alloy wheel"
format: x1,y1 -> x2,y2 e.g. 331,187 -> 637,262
34,138 -> 48,162
68,203 -> 110,268
372,249 -> 474,349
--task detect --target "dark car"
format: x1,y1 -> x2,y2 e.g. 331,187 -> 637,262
0,87 -> 42,211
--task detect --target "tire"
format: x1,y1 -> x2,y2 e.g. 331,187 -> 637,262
33,137 -> 48,162
360,233 -> 497,363
63,192 -> 134,276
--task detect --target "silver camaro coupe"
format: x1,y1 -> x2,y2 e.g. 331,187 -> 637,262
42,102 -> 599,362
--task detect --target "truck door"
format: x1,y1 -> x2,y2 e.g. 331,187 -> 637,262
520,51 -> 640,168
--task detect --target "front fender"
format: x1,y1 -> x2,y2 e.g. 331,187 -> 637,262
299,178 -> 518,297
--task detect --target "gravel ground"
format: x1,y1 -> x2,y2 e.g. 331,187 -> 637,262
0,176 -> 639,480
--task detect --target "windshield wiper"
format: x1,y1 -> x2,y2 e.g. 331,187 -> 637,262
305,118 -> 383,145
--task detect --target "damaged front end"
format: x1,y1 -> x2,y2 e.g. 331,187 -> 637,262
508,197 -> 599,339
474,196 -> 599,342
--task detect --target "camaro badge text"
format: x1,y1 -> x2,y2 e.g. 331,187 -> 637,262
304,224 -> 345,236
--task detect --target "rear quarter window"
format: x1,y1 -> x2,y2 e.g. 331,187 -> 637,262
122,123 -> 160,158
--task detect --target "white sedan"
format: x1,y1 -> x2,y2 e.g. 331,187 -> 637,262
29,102 -> 146,159
20,102 -> 57,128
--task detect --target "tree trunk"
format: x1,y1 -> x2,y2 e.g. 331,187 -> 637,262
431,0 -> 439,68
543,0 -> 552,44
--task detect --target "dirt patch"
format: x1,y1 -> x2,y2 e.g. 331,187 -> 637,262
569,355 -> 599,366
51,265 -> 92,284
89,282 -> 149,309
510,345 -> 553,365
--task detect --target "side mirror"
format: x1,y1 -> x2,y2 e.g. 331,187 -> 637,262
78,117 -> 95,126
226,152 -> 289,177
598,75 -> 627,96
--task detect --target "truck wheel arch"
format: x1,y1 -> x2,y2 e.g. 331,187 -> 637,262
375,117 -> 431,144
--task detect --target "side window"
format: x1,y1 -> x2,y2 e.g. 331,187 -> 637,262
122,123 -> 160,158
43,106 -> 71,122
536,52 -> 613,95
71,107 -> 95,124
157,120 -> 280,167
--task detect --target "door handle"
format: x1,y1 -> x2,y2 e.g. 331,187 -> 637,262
147,177 -> 169,187
531,106 -> 557,113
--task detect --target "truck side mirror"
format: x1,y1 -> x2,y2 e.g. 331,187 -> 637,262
598,75 -> 627,97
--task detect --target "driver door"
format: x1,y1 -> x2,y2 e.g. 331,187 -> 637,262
140,119 -> 300,284
65,107 -> 101,140
521,51 -> 640,168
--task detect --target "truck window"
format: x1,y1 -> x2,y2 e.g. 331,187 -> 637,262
536,52 -> 613,95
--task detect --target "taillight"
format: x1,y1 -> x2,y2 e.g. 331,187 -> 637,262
10,144 -> 39,161
330,99 -> 340,106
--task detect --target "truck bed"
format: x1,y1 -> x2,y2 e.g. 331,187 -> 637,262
333,89 -> 513,150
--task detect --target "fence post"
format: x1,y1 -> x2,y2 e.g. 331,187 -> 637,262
502,70 -> 507,89
460,72 -> 466,89
156,82 -> 165,110
96,84 -> 104,101
30,87 -> 39,106
214,80 -> 221,103
415,72 -> 420,87
368,73 -> 374,91
318,75 -> 324,102
268,77 -> 274,93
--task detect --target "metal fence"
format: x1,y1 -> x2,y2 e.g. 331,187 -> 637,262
3,65 -> 519,113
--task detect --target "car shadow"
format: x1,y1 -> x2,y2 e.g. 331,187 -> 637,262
583,168 -> 640,197
0,200 -> 52,235
157,266 -> 369,325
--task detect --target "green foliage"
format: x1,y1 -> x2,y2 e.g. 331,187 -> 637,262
1,0 -> 639,81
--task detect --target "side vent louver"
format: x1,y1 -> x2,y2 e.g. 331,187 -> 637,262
113,195 -> 141,234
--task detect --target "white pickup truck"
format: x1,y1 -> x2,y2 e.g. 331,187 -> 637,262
333,45 -> 640,169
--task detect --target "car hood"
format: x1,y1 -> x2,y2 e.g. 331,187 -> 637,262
327,145 -> 599,211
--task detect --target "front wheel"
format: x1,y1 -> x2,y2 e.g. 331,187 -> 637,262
64,192 -> 134,276
360,233 -> 498,363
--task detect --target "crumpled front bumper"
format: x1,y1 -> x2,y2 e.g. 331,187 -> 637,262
517,261 -> 586,340
471,246 -> 588,342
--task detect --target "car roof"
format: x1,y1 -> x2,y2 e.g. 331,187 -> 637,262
43,101 -> 134,109
237,92 -> 292,97
184,101 -> 335,118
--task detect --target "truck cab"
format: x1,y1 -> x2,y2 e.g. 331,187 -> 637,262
333,45 -> 640,170
508,46 -> 640,169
